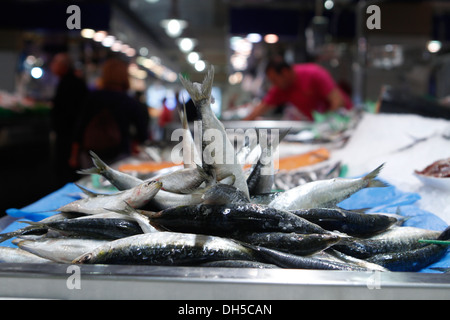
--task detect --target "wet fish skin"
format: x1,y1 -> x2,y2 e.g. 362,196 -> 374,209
179,67 -> 250,199
201,184 -> 250,205
290,208 -> 398,236
237,232 -> 341,256
146,189 -> 204,211
0,247 -> 53,264
73,232 -> 257,266
144,203 -> 329,237
17,238 -> 108,264
333,226 -> 442,259
250,192 -> 282,205
154,166 -> 210,194
269,164 -> 386,210
58,180 -> 162,215
199,260 -> 280,269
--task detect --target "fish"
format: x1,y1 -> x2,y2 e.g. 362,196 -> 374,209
138,203 -> 330,237
199,260 -> 280,269
290,207 -> 398,236
0,247 -> 53,264
268,164 -> 387,210
23,217 -> 144,240
324,248 -> 389,272
179,67 -> 250,199
78,151 -> 143,191
176,98 -> 202,168
146,190 -> 204,211
250,192 -> 282,205
16,238 -> 108,264
333,226 -> 443,259
236,232 -> 341,256
72,232 -> 257,266
246,129 -> 289,196
201,184 -> 250,205
57,180 -> 162,215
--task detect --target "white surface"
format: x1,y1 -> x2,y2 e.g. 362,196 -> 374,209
332,112 -> 450,224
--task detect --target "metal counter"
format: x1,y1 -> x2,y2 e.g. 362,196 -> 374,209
0,263 -> 449,300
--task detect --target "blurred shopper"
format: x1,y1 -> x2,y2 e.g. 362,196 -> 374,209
245,58 -> 353,121
69,58 -> 149,168
50,52 -> 88,185
158,98 -> 173,128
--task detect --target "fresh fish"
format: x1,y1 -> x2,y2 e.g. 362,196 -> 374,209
250,192 -> 282,205
72,232 -> 257,266
269,164 -> 387,210
290,207 -> 398,236
236,232 -> 341,256
57,180 -> 162,215
0,247 -> 53,264
16,238 -> 108,264
140,203 -> 329,237
201,184 -> 250,205
199,260 -> 280,269
246,129 -> 289,195
333,226 -> 442,259
147,190 -> 204,211
24,218 -> 144,240
325,248 -> 389,272
176,98 -> 202,168
179,67 -> 250,199
78,151 -> 142,190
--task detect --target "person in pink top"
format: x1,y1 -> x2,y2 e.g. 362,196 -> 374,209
245,59 -> 352,121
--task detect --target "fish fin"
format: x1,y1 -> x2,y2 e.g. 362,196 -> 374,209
76,167 -> 100,175
363,163 -> 389,188
437,226 -> 450,241
76,151 -> 109,176
179,66 -> 214,103
75,183 -> 100,197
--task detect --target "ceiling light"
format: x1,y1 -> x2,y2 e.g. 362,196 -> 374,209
195,60 -> 206,72
31,67 -> 43,79
427,40 -> 442,53
161,19 -> 187,38
264,34 -> 279,44
187,52 -> 200,64
81,28 -> 95,39
93,31 -> 107,42
139,47 -> 149,56
178,38 -> 196,52
126,48 -> 136,57
324,0 -> 334,10
102,35 -> 115,47
246,33 -> 262,43
111,40 -> 123,52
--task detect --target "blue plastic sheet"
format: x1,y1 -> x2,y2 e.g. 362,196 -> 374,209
2,181 -> 449,273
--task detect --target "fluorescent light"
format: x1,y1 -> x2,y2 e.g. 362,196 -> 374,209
195,60 -> 206,72
102,35 -> 115,47
246,33 -> 262,43
93,31 -> 107,42
187,52 -> 200,64
81,28 -> 95,39
31,67 -> 43,79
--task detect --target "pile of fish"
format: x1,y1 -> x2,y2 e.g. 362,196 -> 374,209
1,67 -> 449,273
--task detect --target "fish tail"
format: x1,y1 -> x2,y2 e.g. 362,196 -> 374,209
437,226 -> 450,241
363,163 -> 389,188
179,66 -> 214,103
76,151 -> 108,176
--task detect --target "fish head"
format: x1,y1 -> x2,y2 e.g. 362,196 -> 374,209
138,180 -> 163,195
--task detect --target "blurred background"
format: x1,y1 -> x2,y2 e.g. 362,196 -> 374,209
0,0 -> 450,215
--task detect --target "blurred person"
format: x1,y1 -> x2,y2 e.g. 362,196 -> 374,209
244,58 -> 353,121
50,52 -> 88,185
158,98 -> 173,128
69,58 -> 149,168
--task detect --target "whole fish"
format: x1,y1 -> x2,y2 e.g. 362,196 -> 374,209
139,203 -> 329,237
333,226 -> 443,259
57,180 -> 162,215
269,164 -> 387,210
290,208 -> 398,236
236,232 -> 341,256
17,238 -> 108,264
0,247 -> 53,264
24,218 -> 144,240
73,232 -> 257,266
179,67 -> 250,199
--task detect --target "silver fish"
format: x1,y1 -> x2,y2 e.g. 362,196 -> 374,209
0,247 -> 53,264
73,232 -> 257,266
179,67 -> 250,199
269,164 -> 386,210
17,238 -> 108,264
57,180 -> 162,215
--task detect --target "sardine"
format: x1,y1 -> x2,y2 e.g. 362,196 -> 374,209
290,207 -> 398,236
73,232 -> 257,266
250,192 -> 282,205
176,98 -> 202,168
201,184 -> 250,205
199,260 -> 280,269
179,67 -> 250,199
140,203 -> 329,237
333,226 -> 443,259
269,164 -> 387,210
17,238 -> 108,264
237,232 -> 341,256
57,180 -> 162,215
0,247 -> 53,264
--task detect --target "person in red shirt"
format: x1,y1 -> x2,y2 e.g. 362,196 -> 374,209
245,60 -> 352,121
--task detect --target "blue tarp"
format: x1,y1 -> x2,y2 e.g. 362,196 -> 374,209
2,182 -> 449,273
